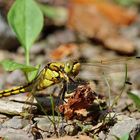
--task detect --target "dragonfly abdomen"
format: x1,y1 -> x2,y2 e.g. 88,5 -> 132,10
0,83 -> 32,97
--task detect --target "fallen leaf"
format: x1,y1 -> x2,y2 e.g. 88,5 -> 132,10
68,0 -> 137,55
59,84 -> 107,122
70,0 -> 136,25
50,44 -> 79,60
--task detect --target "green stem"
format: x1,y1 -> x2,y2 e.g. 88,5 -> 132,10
25,48 -> 30,82
25,49 -> 30,66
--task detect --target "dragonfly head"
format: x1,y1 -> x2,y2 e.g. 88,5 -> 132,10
64,61 -> 81,77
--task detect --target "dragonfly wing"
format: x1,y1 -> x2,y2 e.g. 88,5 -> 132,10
78,57 -> 140,93
81,57 -> 140,73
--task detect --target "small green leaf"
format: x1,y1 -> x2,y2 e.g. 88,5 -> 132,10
39,4 -> 67,21
120,133 -> 129,140
113,133 -> 129,140
115,0 -> 134,6
27,64 -> 40,82
135,132 -> 140,140
0,60 -> 37,73
127,92 -> 140,109
8,0 -> 43,50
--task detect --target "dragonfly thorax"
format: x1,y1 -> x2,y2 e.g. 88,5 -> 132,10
36,61 -> 81,90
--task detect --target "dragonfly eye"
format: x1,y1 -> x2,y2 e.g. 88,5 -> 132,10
64,61 -> 73,74
72,61 -> 80,76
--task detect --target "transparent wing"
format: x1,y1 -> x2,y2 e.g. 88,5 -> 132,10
77,57 -> 140,94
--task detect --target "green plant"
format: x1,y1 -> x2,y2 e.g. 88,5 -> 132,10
0,0 -> 43,81
114,0 -> 134,6
39,3 -> 68,23
111,64 -> 128,107
113,133 -> 129,140
127,91 -> 140,111
0,1 -> 61,134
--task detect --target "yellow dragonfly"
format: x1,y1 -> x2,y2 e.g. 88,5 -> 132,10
0,61 -> 80,100
0,56 -> 139,100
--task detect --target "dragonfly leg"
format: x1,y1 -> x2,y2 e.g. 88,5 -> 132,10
59,77 -> 76,102
58,81 -> 67,103
69,77 -> 75,83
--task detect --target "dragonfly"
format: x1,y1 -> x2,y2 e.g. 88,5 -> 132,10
0,61 -> 80,99
0,56 -> 139,100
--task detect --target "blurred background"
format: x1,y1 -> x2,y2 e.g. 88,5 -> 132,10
0,0 -> 140,60
0,0 -> 140,113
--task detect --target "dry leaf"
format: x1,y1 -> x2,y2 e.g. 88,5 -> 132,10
68,0 -> 137,55
59,84 -> 107,122
70,0 -> 136,25
50,44 -> 79,60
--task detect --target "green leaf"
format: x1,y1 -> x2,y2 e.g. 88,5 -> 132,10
39,4 -> 67,21
115,0 -> 133,6
120,133 -> 129,140
27,64 -> 40,82
8,0 -> 43,50
135,132 -> 140,140
113,133 -> 129,140
0,60 -> 37,73
127,92 -> 140,109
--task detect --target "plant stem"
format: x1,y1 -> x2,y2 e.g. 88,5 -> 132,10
25,48 -> 30,66
25,48 -> 30,82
